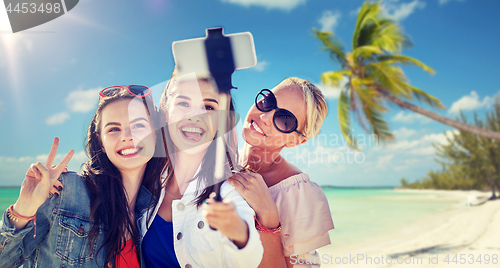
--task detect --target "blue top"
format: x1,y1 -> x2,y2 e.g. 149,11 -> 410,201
142,214 -> 181,268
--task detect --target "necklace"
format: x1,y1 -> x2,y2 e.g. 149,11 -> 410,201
165,190 -> 181,199
164,180 -> 182,199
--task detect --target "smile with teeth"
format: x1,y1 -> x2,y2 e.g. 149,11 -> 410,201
118,147 -> 141,156
251,121 -> 266,136
181,126 -> 205,141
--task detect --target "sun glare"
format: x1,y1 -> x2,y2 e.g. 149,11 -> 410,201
0,3 -> 12,32
0,4 -> 22,101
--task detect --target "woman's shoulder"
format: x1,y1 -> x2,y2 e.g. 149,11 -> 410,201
58,171 -> 86,186
55,172 -> 92,215
268,173 -> 323,195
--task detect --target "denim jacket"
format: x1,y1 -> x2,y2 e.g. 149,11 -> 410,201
0,172 -> 155,268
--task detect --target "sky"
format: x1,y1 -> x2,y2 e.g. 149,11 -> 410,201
1,0 -> 499,187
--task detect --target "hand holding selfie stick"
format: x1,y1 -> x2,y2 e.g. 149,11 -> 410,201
172,27 -> 256,229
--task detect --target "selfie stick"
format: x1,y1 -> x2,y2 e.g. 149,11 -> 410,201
173,28 -> 256,203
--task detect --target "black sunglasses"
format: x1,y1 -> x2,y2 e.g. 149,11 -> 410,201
255,89 -> 305,136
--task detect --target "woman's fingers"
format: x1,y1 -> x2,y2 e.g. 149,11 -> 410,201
203,201 -> 237,224
45,137 -> 59,168
27,164 -> 39,179
53,180 -> 63,190
56,150 -> 74,174
235,173 -> 250,182
49,185 -> 60,196
228,177 -> 246,190
35,162 -> 49,180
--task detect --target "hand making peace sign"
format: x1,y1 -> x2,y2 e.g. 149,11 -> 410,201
13,138 -> 74,218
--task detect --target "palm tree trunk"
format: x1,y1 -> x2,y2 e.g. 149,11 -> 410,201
486,175 -> 497,200
377,89 -> 500,141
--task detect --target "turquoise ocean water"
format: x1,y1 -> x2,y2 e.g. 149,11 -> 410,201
0,187 -> 457,251
0,187 -> 20,214
323,188 -> 458,250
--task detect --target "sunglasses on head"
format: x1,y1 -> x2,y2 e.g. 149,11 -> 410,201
99,85 -> 153,102
255,89 -> 305,136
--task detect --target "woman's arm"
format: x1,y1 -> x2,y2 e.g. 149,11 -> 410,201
0,138 -> 73,267
9,138 -> 73,230
228,172 -> 288,268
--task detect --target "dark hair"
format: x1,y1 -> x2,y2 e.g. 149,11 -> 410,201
159,74 -> 239,207
80,89 -> 165,265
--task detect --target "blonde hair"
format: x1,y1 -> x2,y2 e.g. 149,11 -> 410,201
282,77 -> 328,138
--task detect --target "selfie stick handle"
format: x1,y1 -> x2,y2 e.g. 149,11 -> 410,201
205,28 -> 236,203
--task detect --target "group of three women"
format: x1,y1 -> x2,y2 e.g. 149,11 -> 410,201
0,70 -> 334,267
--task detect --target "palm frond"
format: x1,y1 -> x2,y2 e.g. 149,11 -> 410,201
353,1 -> 410,53
353,45 -> 383,60
353,1 -> 382,49
351,78 -> 387,113
313,28 -> 347,66
320,70 -> 350,88
377,54 -> 435,75
359,98 -> 394,143
338,89 -> 358,148
408,85 -> 446,109
366,62 -> 410,98
370,21 -> 408,53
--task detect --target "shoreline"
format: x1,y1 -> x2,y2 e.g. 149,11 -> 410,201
318,189 -> 500,267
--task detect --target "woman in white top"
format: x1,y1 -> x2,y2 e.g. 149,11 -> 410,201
228,78 -> 334,268
140,72 -> 263,268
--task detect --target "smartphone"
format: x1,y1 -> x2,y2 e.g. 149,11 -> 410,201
172,28 -> 257,77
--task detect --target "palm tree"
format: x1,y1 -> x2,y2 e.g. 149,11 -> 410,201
314,1 -> 500,148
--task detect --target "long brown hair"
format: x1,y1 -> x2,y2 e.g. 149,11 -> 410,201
80,89 -> 165,265
159,74 -> 239,207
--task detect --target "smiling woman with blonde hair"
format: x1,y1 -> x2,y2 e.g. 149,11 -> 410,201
229,77 -> 334,268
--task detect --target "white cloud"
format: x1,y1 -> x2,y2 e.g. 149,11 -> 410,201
317,83 -> 341,99
448,91 -> 495,115
45,112 -> 70,125
316,76 -> 347,100
421,130 -> 457,145
384,129 -> 457,155
220,0 -> 306,11
18,156 -> 34,162
72,150 -> 89,162
253,60 -> 269,72
376,154 -> 394,169
35,150 -> 86,165
382,0 -> 426,21
439,0 -> 465,5
393,127 -> 417,139
318,10 -> 341,32
65,87 -> 101,113
391,111 -> 432,124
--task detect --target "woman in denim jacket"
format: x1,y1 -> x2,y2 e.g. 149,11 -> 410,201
0,86 -> 165,267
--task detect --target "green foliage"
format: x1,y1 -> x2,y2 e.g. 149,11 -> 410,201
402,100 -> 500,194
313,1 -> 443,149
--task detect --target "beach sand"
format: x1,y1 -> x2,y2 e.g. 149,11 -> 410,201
318,190 -> 500,268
